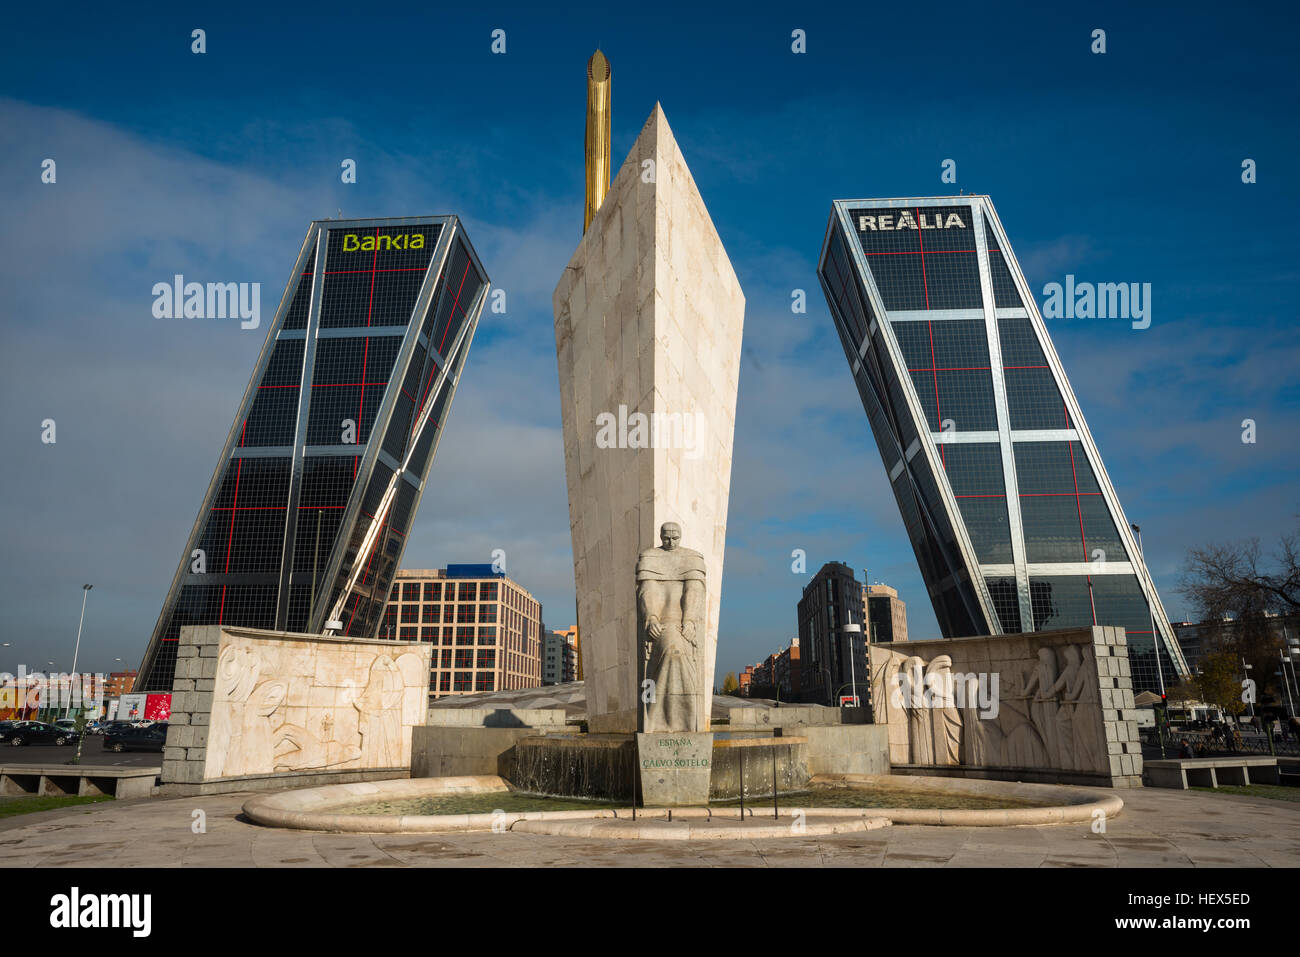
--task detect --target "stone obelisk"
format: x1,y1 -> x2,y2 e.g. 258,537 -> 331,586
554,55 -> 745,735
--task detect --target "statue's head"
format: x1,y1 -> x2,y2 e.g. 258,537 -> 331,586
659,522 -> 682,551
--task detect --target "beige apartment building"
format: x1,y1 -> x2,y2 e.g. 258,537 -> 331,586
862,582 -> 908,643
383,566 -> 543,698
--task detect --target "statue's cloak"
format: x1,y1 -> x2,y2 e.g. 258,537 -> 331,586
636,546 -> 706,581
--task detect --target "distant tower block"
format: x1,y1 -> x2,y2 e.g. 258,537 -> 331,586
554,105 -> 745,733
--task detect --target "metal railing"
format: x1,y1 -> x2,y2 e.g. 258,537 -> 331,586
1144,726 -> 1300,758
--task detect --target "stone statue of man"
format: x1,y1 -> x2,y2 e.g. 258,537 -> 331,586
636,521 -> 707,732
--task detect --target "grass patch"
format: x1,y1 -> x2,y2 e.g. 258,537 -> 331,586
0,795 -> 115,819
1190,784 -> 1300,804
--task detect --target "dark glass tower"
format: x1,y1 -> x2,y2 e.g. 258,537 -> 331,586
817,196 -> 1187,694
797,562 -> 869,707
136,216 -> 488,692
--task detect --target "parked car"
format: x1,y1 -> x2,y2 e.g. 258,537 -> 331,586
54,718 -> 78,732
104,722 -> 167,753
0,720 -> 80,746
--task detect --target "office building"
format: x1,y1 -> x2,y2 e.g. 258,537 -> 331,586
817,196 -> 1188,694
104,671 -> 137,699
862,581 -> 908,643
384,566 -> 542,697
1172,613 -> 1300,676
543,629 -> 578,685
796,561 -> 869,706
135,217 -> 488,692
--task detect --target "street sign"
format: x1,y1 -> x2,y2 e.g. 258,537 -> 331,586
839,695 -> 860,707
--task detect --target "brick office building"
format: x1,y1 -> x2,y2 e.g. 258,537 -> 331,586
384,565 -> 542,698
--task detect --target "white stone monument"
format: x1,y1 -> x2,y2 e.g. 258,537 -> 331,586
553,103 -> 745,734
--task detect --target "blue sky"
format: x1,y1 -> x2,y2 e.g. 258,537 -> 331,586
1,1 -> 1296,681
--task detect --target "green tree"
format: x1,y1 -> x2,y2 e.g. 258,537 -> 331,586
1167,676 -> 1201,707
1196,651 -> 1247,716
70,708 -> 89,765
721,672 -> 739,694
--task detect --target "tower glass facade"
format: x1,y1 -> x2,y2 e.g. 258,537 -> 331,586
797,561 -> 869,707
136,216 -> 488,692
817,197 -> 1187,694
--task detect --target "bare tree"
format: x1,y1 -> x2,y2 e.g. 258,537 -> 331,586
1180,524 -> 1299,704
1181,527 -> 1300,620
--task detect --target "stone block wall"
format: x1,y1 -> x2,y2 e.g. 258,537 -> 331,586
163,624 -> 430,791
868,626 -> 1143,788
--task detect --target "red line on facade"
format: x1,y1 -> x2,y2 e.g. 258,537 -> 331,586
223,457 -> 243,574
323,267 -> 426,275
344,593 -> 363,634
355,228 -> 380,445
863,249 -> 977,256
436,260 -> 473,355
418,360 -> 441,417
915,208 -> 930,311
926,314 -> 942,466
1066,440 -> 1089,564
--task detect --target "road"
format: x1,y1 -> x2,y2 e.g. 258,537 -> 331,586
0,735 -> 161,768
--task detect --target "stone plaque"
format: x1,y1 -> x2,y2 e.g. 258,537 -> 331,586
636,731 -> 713,807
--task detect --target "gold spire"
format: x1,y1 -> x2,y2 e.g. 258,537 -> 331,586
584,49 -> 612,233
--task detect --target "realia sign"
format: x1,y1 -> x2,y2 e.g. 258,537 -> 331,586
857,211 -> 967,231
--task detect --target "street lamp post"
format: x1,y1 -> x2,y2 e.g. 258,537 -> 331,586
1131,524 -> 1166,758
43,662 -> 55,722
1241,657 -> 1255,719
1281,626 -> 1299,721
843,620 -> 862,708
1279,648 -> 1296,720
66,584 -> 92,718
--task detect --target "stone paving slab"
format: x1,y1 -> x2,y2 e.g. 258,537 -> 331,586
0,784 -> 1293,867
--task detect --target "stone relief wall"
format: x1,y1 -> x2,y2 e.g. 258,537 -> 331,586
869,626 -> 1143,786
201,628 -> 431,780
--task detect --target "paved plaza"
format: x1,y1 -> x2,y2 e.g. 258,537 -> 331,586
0,784 -> 1295,868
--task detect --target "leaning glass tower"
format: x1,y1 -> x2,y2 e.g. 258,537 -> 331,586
817,196 -> 1187,693
136,216 -> 488,692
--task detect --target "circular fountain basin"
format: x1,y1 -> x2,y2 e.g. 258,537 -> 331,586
242,772 -> 1122,838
